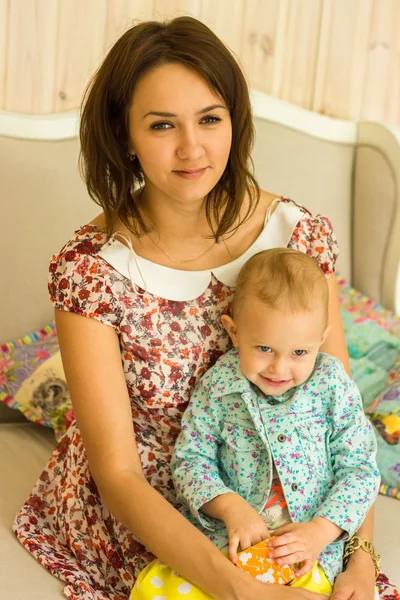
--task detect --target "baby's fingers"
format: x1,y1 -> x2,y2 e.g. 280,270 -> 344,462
294,559 -> 314,578
275,550 -> 307,566
268,532 -> 296,550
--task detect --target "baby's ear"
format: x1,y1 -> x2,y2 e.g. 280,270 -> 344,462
321,325 -> 332,346
221,314 -> 239,347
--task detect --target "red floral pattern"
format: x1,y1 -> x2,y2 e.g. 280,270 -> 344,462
13,199 -> 399,599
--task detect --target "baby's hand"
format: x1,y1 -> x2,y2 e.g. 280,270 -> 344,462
268,518 -> 342,578
223,498 -> 270,564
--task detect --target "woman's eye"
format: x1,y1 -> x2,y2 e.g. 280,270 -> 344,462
259,346 -> 272,353
150,122 -> 172,131
201,115 -> 222,125
293,350 -> 307,356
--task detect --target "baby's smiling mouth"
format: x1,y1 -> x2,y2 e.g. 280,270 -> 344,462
260,375 -> 292,386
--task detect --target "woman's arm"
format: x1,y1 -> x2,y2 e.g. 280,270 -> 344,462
56,310 -> 320,600
320,275 -> 351,375
318,276 -> 377,600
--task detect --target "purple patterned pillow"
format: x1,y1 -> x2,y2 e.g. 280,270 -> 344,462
0,323 -> 74,439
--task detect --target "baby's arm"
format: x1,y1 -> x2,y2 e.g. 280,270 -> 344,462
312,359 -> 380,533
202,492 -> 270,563
172,375 -> 269,562
270,358 -> 380,576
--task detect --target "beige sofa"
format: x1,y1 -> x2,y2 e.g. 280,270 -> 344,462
0,91 -> 399,597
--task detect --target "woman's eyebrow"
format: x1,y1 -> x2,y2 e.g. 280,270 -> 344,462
142,104 -> 227,119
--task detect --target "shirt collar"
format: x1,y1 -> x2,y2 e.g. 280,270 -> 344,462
96,201 -> 304,301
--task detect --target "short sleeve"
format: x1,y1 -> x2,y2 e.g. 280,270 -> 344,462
48,232 -> 119,328
287,212 -> 339,277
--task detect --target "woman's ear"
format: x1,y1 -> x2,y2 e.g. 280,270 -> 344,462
221,314 -> 239,347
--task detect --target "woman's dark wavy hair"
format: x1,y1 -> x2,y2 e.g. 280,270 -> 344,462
79,16 -> 260,240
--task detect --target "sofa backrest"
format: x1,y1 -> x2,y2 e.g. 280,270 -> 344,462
1,91 -> 399,348
0,134 -> 97,343
251,91 -> 400,313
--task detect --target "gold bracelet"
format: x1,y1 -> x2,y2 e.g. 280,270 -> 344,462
343,535 -> 381,580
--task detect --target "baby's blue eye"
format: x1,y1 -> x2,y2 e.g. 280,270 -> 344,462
259,346 -> 272,353
293,350 -> 307,356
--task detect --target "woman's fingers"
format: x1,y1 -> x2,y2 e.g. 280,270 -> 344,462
257,584 -> 328,599
228,535 -> 240,563
298,591 -> 330,600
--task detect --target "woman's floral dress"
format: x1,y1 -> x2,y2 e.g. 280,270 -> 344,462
13,199 -> 400,600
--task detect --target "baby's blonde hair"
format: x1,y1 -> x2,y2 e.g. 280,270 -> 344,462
233,248 -> 329,324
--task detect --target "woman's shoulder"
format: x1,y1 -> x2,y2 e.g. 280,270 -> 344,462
48,218 -> 120,327
51,217 -> 107,262
279,198 -> 339,277
250,192 -> 339,277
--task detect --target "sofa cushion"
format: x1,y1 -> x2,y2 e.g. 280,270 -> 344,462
0,422 -> 63,597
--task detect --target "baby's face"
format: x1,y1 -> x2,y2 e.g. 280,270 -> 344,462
227,296 -> 328,396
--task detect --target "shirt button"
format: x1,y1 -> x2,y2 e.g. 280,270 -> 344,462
277,434 -> 286,442
268,399 -> 279,405
291,483 -> 299,492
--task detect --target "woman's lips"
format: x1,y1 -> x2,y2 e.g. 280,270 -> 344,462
173,168 -> 207,180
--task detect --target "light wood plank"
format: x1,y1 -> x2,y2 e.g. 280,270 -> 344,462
200,0 -> 245,59
278,0 -> 323,109
153,0 -> 201,21
5,0 -> 59,113
361,0 -> 400,125
0,0 -> 8,109
105,0 -> 154,52
241,0 -> 281,94
54,0 -> 107,112
313,0 -> 372,119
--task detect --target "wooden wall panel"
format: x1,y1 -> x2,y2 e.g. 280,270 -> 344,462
278,0 -> 323,109
361,0 -> 400,125
54,0 -> 107,112
240,0 -> 282,94
4,0 -> 59,113
313,0 -> 373,119
152,0 -> 201,20
200,0 -> 245,59
1,0 -> 399,125
0,0 -> 9,109
105,0 -> 154,52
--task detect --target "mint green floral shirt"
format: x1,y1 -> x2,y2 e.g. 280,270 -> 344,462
171,349 -> 380,584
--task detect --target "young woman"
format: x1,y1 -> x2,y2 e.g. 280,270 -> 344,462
14,16 -> 385,600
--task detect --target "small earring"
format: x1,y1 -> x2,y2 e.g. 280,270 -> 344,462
127,153 -> 136,161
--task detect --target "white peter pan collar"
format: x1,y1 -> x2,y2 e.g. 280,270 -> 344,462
98,200 -> 303,301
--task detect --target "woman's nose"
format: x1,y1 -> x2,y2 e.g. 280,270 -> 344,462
176,128 -> 204,161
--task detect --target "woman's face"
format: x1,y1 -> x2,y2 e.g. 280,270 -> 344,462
128,62 -> 232,207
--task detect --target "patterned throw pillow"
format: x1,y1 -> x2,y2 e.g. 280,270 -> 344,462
366,374 -> 400,499
338,276 -> 400,499
0,323 -> 73,439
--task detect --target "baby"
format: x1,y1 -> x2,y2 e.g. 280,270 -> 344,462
131,248 -> 380,598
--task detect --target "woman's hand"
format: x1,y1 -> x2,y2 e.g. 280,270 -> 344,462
330,551 -> 376,600
218,573 -> 330,600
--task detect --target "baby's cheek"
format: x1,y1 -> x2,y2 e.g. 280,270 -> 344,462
294,361 -> 315,386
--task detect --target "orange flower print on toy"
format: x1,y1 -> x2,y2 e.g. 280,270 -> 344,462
236,539 -> 295,584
